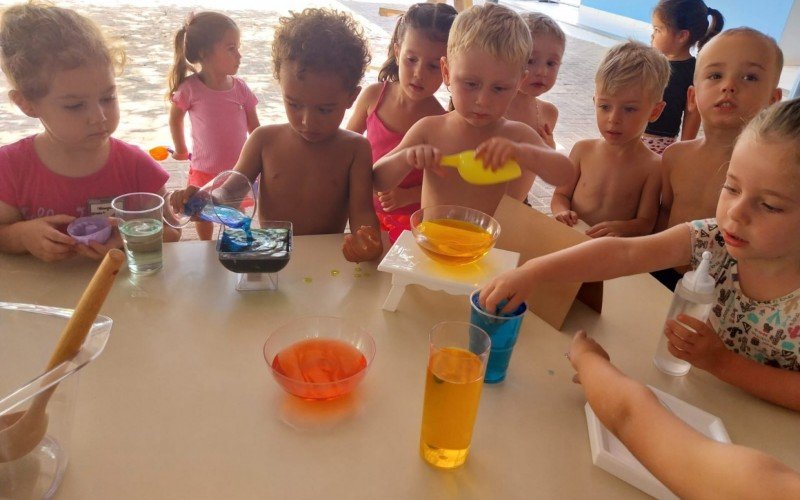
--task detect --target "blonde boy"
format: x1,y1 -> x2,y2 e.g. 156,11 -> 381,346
506,12 -> 566,149
373,4 -> 574,218
552,41 -> 670,237
653,28 -> 782,288
181,9 -> 383,262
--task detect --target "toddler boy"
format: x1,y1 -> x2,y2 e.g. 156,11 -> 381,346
551,41 -> 670,237
506,12 -> 565,149
654,28 -> 782,288
207,8 -> 381,262
373,4 -> 574,218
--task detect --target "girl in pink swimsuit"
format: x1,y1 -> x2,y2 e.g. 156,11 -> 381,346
347,3 -> 456,242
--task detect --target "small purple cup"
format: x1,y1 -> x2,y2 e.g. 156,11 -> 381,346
67,216 -> 112,245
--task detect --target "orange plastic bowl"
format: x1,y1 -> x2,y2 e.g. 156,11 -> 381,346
263,317 -> 375,400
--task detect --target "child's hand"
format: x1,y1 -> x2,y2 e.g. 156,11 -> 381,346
554,210 -> 578,226
585,220 -> 626,238
168,186 -> 201,216
377,187 -> 416,212
405,145 -> 442,176
664,315 -> 728,372
567,330 -> 610,384
172,151 -> 191,161
538,123 -> 556,149
73,220 -> 124,260
475,137 -> 518,169
478,267 -> 532,315
20,215 -> 76,262
342,225 -> 382,262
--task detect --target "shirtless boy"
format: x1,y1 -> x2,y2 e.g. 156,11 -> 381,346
551,41 -> 670,237
175,9 -> 382,262
373,4 -> 574,217
653,28 -> 782,288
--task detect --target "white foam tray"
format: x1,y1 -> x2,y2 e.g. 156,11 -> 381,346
585,385 -> 731,499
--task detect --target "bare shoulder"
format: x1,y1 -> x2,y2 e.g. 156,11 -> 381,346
637,145 -> 662,173
357,82 -> 384,113
663,139 -> 700,164
250,123 -> 290,144
570,138 -> 600,159
501,118 -> 539,141
538,99 -> 559,122
336,128 -> 372,151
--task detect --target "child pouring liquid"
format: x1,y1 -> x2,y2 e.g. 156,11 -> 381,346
373,4 -> 574,218
506,12 -> 565,150
0,2 -> 179,262
644,0 -> 724,154
567,331 -> 800,497
168,12 -> 260,240
482,98 -> 800,411
347,3 -> 456,242
173,8 -> 381,263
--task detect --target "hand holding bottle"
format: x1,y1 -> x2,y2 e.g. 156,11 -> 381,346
664,314 -> 729,372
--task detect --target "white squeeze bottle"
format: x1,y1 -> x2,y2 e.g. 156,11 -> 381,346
653,251 -> 715,376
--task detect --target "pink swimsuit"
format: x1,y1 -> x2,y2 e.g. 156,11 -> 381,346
366,82 -> 423,242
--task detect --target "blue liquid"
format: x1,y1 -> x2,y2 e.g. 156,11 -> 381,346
469,293 -> 526,384
184,196 -> 251,229
220,226 -> 289,255
485,346 -> 514,383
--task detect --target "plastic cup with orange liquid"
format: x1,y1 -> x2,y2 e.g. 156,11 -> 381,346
419,321 -> 490,469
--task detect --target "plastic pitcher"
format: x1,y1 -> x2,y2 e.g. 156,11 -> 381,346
164,170 -> 256,229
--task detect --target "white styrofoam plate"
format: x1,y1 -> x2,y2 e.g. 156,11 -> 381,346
585,385 -> 730,499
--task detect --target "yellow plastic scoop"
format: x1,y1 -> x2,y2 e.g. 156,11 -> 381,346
440,150 -> 522,185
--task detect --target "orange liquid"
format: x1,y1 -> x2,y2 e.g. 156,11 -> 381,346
415,219 -> 493,265
271,339 -> 367,399
420,348 -> 485,468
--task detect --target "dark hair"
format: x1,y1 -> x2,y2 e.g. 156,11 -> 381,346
653,0 -> 723,50
378,2 -> 456,83
272,8 -> 370,91
168,12 -> 238,97
1,1 -> 125,101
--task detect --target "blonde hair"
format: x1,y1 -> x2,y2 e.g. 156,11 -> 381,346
0,1 -> 125,101
168,12 -> 238,97
703,28 -> 783,88
521,12 -> 565,48
595,40 -> 670,102
741,98 -> 800,166
447,4 -> 531,72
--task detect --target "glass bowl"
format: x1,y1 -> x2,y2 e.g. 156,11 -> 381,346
410,205 -> 500,265
263,317 -> 375,400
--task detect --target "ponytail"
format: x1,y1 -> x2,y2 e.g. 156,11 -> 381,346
167,26 -> 195,98
697,7 -> 724,50
378,13 -> 404,83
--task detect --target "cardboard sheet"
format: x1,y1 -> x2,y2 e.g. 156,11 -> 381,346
493,195 -> 603,329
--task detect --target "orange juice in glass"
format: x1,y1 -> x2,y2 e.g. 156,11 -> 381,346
420,321 -> 490,468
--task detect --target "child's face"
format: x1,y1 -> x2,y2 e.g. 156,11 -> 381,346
594,84 -> 664,145
202,28 -> 241,76
395,27 -> 447,101
521,34 -> 563,98
716,135 -> 800,265
691,33 -> 782,131
650,14 -> 686,56
442,48 -> 525,127
279,61 -> 359,143
14,63 -> 119,150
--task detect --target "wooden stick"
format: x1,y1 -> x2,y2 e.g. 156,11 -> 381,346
46,249 -> 125,370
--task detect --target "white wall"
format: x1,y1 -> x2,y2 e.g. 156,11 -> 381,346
782,0 -> 800,65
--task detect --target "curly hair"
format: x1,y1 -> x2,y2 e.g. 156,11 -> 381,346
0,1 -> 125,101
272,8 -> 371,91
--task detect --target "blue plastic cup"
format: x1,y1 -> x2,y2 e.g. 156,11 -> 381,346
469,289 -> 527,383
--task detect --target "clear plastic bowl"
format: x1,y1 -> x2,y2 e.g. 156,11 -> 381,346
0,302 -> 112,499
410,205 -> 500,265
263,317 -> 375,400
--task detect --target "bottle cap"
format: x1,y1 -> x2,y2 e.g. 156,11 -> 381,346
682,251 -> 714,295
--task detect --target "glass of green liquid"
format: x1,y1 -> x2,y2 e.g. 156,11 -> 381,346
111,192 -> 164,274
419,321 -> 490,469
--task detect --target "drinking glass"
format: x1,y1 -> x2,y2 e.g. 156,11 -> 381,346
111,192 -> 164,274
469,289 -> 527,383
419,321 -> 490,469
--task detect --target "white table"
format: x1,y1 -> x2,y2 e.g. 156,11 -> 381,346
0,236 -> 797,499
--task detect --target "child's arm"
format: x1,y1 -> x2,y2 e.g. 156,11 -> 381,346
665,315 -> 800,411
232,126 -> 269,183
169,103 -> 191,161
568,331 -> 800,498
0,201 -> 76,261
585,163 -> 661,238
479,222 -> 692,313
373,119 -> 437,192
345,84 -> 379,134
551,142 -> 583,226
343,138 -> 382,262
655,146 -> 676,233
246,106 -> 260,133
538,100 -> 559,149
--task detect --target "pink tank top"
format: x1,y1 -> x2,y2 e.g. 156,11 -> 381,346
366,83 -> 423,242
